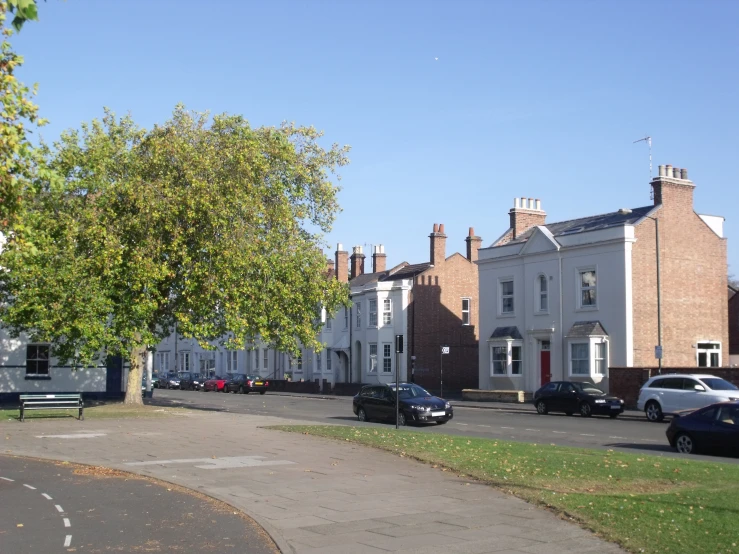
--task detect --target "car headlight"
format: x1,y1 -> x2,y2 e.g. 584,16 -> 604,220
445,402 -> 451,409
410,405 -> 429,411
594,399 -> 606,404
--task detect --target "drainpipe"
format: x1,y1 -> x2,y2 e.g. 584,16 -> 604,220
558,251 -> 565,380
349,305 -> 353,383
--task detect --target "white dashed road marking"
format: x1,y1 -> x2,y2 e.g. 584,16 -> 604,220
0,476 -> 14,482
609,436 -> 627,439
525,429 -> 540,432
23,484 -> 36,490
36,433 -> 107,439
55,504 -> 64,513
126,455 -> 295,469
64,535 -> 72,547
42,493 -> 52,500
501,426 -> 514,429
456,423 -> 468,426
63,518 -> 71,528
477,424 -> 491,427
552,431 -> 566,434
580,434 -> 595,437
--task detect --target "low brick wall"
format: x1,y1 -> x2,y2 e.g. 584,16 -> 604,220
609,367 -> 739,409
462,389 -> 533,403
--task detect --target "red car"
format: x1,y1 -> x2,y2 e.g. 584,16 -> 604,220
203,375 -> 231,392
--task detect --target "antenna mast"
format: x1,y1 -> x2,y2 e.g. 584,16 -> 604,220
633,136 -> 652,179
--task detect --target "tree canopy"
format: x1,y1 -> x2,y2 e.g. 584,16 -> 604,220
0,106 -> 350,403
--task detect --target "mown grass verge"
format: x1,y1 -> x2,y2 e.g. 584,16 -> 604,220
271,425 -> 739,554
1,403 -> 189,422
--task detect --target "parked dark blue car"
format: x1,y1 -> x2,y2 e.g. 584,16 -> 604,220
666,401 -> 739,455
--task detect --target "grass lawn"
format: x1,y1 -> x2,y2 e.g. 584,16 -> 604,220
1,402 -> 189,422
271,425 -> 739,554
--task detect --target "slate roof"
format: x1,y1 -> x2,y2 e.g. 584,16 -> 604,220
566,321 -> 609,337
507,205 -> 656,244
350,271 -> 384,287
383,262 -> 432,281
488,326 -> 523,340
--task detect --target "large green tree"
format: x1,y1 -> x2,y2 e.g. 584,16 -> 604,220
0,107 -> 350,403
1,0 -> 46,231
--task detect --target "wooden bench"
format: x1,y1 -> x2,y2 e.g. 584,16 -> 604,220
19,394 -> 84,422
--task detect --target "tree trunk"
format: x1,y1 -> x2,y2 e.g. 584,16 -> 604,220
123,345 -> 147,405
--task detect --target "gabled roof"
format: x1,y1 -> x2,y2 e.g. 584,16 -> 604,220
350,271 -> 385,287
507,205 -> 656,245
566,321 -> 608,337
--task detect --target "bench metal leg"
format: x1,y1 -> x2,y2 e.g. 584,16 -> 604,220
20,406 -> 24,422
79,406 -> 84,421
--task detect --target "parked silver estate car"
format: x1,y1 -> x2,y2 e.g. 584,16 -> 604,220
637,374 -> 739,422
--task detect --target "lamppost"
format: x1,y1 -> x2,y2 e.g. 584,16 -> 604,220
619,209 -> 662,374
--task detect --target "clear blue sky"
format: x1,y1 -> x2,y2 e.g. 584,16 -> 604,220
15,0 -> 739,275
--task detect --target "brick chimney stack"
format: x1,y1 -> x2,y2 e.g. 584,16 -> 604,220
335,243 -> 348,283
651,165 -> 695,212
509,198 -> 546,239
350,245 -> 365,280
326,258 -> 335,278
372,244 -> 386,273
429,223 -> 447,265
465,227 -> 482,263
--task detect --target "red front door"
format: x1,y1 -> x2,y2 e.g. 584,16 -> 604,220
540,341 -> 551,385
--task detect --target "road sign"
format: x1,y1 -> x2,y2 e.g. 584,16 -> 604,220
441,346 -> 450,355
395,335 -> 404,354
655,345 -> 663,359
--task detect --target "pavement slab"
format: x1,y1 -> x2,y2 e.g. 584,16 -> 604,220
0,410 -> 626,553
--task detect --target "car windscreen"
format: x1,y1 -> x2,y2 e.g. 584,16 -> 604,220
393,384 -> 432,399
572,382 -> 605,395
700,378 -> 739,391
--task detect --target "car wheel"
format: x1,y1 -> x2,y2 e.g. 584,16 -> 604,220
580,403 -> 592,417
645,401 -> 664,422
357,408 -> 367,422
535,400 -> 549,415
675,433 -> 695,454
259,390 -> 266,395
398,411 -> 407,426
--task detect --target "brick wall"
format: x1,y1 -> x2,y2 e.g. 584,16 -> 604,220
631,176 -> 728,367
410,251 -> 479,394
610,366 -> 739,408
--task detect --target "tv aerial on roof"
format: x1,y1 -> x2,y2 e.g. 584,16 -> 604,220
633,136 -> 652,179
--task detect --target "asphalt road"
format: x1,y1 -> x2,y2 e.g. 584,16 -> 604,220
0,455 -> 280,554
151,388 -> 739,464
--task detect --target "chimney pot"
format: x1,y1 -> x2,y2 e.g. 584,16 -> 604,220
535,199 -> 541,210
681,168 -> 688,180
433,223 -> 439,233
468,227 -> 474,237
439,223 -> 445,234
658,165 -> 665,177
674,167 -> 682,179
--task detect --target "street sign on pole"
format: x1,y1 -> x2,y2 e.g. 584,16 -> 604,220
655,345 -> 663,360
441,346 -> 450,355
440,346 -> 449,399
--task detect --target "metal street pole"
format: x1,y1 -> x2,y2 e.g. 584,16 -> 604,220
395,335 -> 403,430
440,350 -> 443,399
655,217 -> 662,374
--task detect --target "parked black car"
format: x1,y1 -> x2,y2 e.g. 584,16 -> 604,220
533,381 -> 624,418
224,374 -> 248,393
353,383 -> 453,426
156,372 -> 180,389
666,401 -> 739,455
180,372 -> 205,391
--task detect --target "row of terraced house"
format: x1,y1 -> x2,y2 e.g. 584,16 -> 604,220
1,164 -> 735,400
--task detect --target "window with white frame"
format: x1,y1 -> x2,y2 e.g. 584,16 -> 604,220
500,279 -> 514,314
325,317 -> 332,330
369,344 -> 378,372
180,351 -> 191,373
295,353 -> 303,371
489,341 -> 522,376
369,299 -> 378,326
326,350 -> 332,371
356,301 -> 362,328
263,348 -> 269,370
156,351 -> 170,374
199,351 -> 215,374
383,298 -> 392,325
462,298 -> 471,325
570,343 -> 589,375
382,343 -> 392,372
227,350 -> 237,374
316,351 -> 322,371
26,344 -> 50,376
578,269 -> 597,308
254,350 -> 259,370
594,342 -> 607,374
697,342 -> 721,367
537,274 -> 548,312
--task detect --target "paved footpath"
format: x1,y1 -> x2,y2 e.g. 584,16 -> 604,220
1,410 -> 626,554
